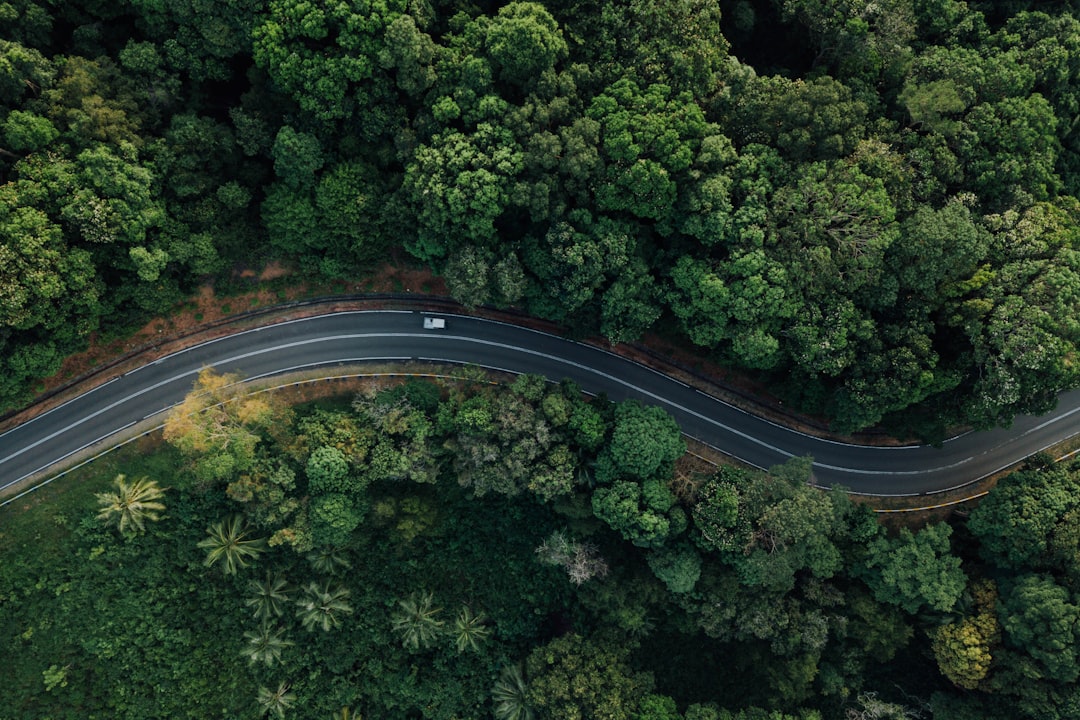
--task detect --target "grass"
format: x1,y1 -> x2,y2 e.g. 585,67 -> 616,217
0,435 -> 181,558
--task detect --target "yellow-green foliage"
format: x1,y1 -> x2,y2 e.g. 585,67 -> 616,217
930,579 -> 1001,689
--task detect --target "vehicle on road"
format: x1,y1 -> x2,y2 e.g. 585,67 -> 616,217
423,317 -> 446,329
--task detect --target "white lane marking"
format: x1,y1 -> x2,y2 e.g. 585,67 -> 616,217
0,361 -> 203,468
1027,402 -> 1080,434
9,308 -> 1080,460
0,331 -> 1012,481
0,309 -> 413,441
0,422 -> 157,505
5,323 -> 1080,488
0,421 -> 138,491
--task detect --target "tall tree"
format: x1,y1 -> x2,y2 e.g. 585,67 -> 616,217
246,573 -> 293,622
94,474 -> 166,534
241,623 -> 293,667
860,523 -> 966,616
391,590 -> 445,652
525,633 -> 653,720
256,682 -> 296,720
197,515 -> 266,576
252,0 -> 407,127
296,582 -> 353,633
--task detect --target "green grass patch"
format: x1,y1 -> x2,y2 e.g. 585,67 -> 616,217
0,438 -> 182,559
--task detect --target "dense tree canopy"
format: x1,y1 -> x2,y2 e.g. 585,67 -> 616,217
0,0 -> 1077,443
8,365 -> 1080,718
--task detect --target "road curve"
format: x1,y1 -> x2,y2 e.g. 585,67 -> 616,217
3,310 -> 1080,498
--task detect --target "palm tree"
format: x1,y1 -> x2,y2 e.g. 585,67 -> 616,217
492,664 -> 534,720
256,682 -> 296,719
330,709 -> 359,720
241,623 -> 293,667
452,605 -> 491,653
306,547 -> 351,575
95,474 -> 166,534
391,590 -> 444,651
246,573 -> 293,621
296,582 -> 353,632
197,515 -> 265,575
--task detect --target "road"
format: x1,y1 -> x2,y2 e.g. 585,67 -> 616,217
3,310 -> 1080,498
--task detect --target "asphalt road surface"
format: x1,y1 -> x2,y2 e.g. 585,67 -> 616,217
4,311 -> 1080,498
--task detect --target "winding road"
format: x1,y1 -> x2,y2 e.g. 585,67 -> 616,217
3,310 -> 1080,499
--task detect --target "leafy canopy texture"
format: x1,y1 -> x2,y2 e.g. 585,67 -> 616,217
197,515 -> 266,576
94,474 -> 166,534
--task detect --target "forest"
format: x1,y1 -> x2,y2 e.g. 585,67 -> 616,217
0,0 -> 1079,438
3,0 -> 1080,718
3,371 -> 1080,719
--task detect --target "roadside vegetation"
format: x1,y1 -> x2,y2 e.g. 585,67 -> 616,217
1,0 -> 1079,440
3,374 -> 1080,719
3,1 -> 1080,718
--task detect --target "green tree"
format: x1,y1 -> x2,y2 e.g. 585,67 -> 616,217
522,211 -> 635,325
666,253 -> 795,369
128,0 -> 261,81
452,605 -> 491,653
861,523 -> 966,616
646,543 -> 702,594
998,574 -> 1080,683
241,623 -> 293,667
887,195 -> 989,302
252,0 -> 406,125
403,122 -> 524,263
636,694 -> 681,720
560,0 -> 729,97
0,198 -> 97,333
296,582 -> 353,633
586,78 -> 711,224
525,633 -> 653,720
602,400 -> 686,482
197,515 -> 266,576
1,109 -> 57,152
960,199 -> 1080,429
306,446 -> 351,494
256,682 -> 296,720
246,573 -> 293,622
391,590 -> 445,651
271,126 -> 325,190
94,474 -> 166,534
692,467 -> 748,554
0,39 -> 53,107
967,465 -> 1080,571
958,94 -> 1061,208
592,479 -> 686,549
484,2 -> 568,88
730,75 -> 868,162
493,664 -> 535,720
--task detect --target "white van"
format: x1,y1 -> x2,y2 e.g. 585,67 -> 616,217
423,317 -> 446,329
